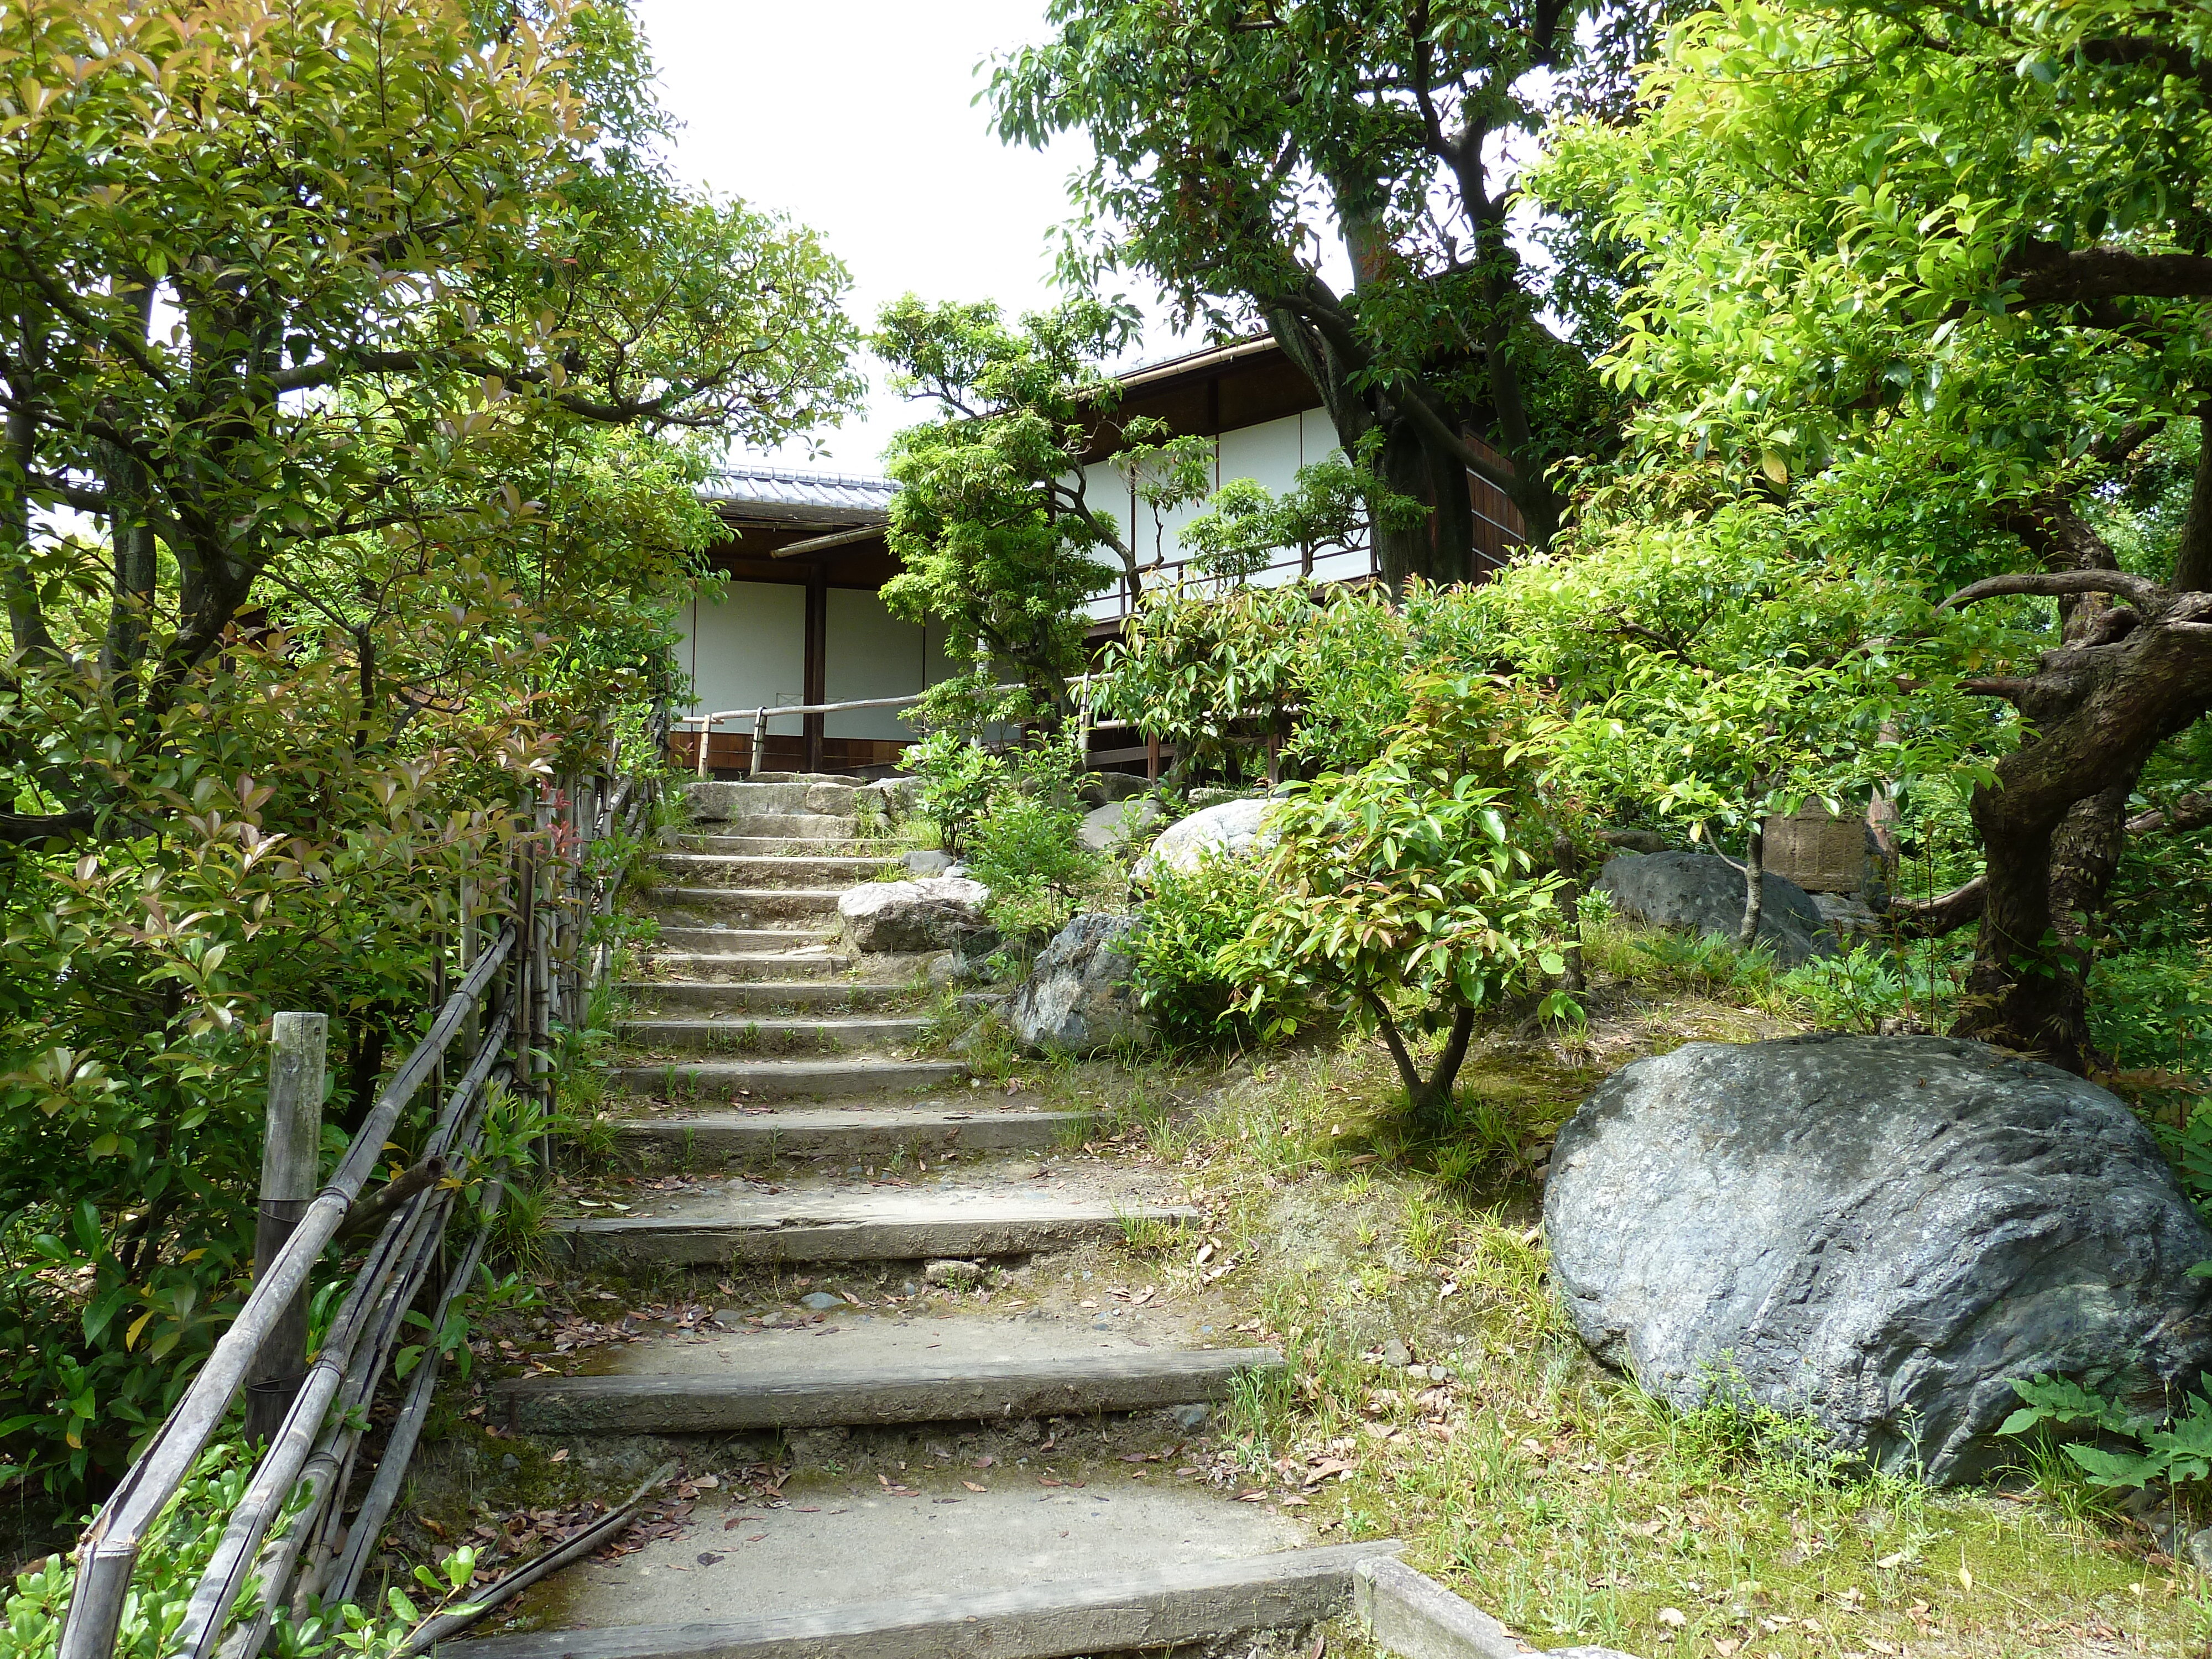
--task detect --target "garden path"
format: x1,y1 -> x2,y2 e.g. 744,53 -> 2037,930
460,779 -> 1394,1658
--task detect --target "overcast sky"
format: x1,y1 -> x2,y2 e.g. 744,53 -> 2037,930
632,0 -> 1134,475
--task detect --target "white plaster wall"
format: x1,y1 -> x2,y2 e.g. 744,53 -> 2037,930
677,581 -> 805,742
825,587 -> 928,739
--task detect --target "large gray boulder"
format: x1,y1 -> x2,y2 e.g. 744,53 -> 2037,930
838,877 -> 993,954
1135,797 -> 1277,880
1011,914 -> 1153,1056
1543,1034 -> 2212,1483
1595,849 -> 1838,966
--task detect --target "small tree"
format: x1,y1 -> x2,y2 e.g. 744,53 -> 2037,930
1220,760 -> 1571,1123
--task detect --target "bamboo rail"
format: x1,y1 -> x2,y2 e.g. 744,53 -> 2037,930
57,733 -> 666,1659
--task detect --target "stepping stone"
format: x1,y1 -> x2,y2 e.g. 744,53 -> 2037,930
545,1176 -> 1194,1267
492,1314 -> 1280,1431
609,1058 -> 966,1101
650,853 -> 895,889
666,834 -> 872,857
644,930 -> 841,959
616,1016 -> 933,1055
612,1104 -> 1088,1162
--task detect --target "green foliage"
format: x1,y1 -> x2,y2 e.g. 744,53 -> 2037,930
1128,856 -> 1275,1047
907,731 -> 1010,856
963,734 -> 1102,940
0,0 -> 859,1514
1177,443 -> 1426,585
2,1439 -> 479,1659
873,295 -> 1140,714
2001,1374 -> 2212,1489
1220,759 -> 1569,1119
1099,582 -> 1315,783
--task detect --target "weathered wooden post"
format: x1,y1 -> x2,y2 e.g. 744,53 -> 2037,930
749,706 -> 767,778
244,1012 -> 327,1447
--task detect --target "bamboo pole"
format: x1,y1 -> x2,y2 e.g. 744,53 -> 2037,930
244,1014 -> 327,1448
59,932 -> 514,1659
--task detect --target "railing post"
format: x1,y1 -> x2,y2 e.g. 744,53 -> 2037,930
244,1012 -> 327,1447
749,707 -> 766,778
694,716 -> 712,780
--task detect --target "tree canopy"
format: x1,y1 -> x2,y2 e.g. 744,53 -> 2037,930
989,0 -> 1658,586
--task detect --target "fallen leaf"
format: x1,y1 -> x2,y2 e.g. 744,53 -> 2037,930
1657,1608 -> 1687,1629
963,1481 -> 987,1493
549,1448 -> 569,1463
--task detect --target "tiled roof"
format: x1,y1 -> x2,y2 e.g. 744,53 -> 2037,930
703,463 -> 898,518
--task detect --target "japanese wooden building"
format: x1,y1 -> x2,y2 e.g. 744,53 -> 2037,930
671,337 -> 1525,776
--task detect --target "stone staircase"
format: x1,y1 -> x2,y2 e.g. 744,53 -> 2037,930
468,777 -> 1396,1659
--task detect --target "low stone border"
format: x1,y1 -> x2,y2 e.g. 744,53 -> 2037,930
1355,1556 -> 1640,1659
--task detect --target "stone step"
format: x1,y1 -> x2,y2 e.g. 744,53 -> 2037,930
686,780 -> 860,819
635,952 -> 859,982
650,852 -> 895,889
643,928 -> 840,959
492,1316 -> 1281,1432
668,834 -> 872,858
621,980 -> 909,1014
642,886 -> 843,927
546,1177 -> 1194,1268
617,1016 -> 933,1056
469,1501 -> 1393,1659
611,1103 -> 1089,1164
609,1057 -> 967,1102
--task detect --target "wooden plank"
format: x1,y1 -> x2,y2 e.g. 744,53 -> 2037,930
494,1347 -> 1281,1433
442,1541 -> 1401,1659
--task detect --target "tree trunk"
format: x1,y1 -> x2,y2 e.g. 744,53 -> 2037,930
1372,416 -> 1477,591
1737,817 -> 1766,950
1261,301 -> 1479,595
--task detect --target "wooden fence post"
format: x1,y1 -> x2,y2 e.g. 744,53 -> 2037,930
749,707 -> 766,779
244,1012 -> 327,1447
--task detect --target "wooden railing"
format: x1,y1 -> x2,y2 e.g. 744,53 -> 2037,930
57,748 -> 664,1659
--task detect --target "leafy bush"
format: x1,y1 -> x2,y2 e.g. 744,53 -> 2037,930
3,1439 -> 480,1659
2001,1373 -> 2212,1488
1128,856 -> 1274,1046
965,786 -> 1101,940
1218,763 -> 1572,1121
909,729 -> 1009,854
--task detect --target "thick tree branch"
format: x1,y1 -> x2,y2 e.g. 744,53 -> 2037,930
1938,568 -> 2166,611
2003,238 -> 2212,307
0,806 -> 97,844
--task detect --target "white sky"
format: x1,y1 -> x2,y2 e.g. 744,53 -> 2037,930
633,0 -> 1134,475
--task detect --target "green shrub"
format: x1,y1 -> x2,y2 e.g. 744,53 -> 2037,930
1128,855 -> 1273,1045
3,1439 -> 482,1659
966,786 -> 1100,940
909,729 -> 1009,855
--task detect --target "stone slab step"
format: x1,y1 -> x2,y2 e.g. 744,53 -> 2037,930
469,1481 -> 1387,1657
687,816 -> 860,843
643,887 -> 843,926
643,929 -> 839,959
616,1016 -> 932,1056
609,1058 -> 966,1102
621,980 -> 907,1014
546,1185 -> 1194,1267
650,853 -> 894,889
686,780 -> 860,818
493,1338 -> 1280,1432
611,1104 -> 1090,1162
668,834 -> 870,858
